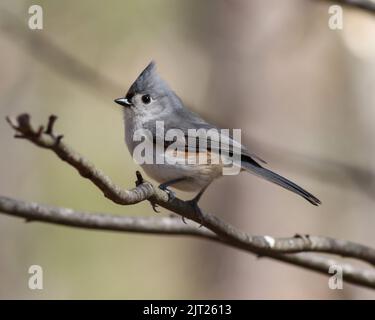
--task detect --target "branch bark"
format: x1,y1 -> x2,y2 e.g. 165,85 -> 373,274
3,113 -> 375,290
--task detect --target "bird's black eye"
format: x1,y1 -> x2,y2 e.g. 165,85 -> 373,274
141,94 -> 151,104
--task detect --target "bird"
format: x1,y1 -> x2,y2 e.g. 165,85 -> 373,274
114,61 -> 321,211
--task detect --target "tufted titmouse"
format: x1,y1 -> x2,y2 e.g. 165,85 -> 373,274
114,62 -> 320,207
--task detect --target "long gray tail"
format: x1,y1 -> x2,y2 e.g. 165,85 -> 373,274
241,160 -> 321,206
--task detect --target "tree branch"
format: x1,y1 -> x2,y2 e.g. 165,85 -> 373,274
0,195 -> 212,237
1,194 -> 375,290
4,113 -> 375,290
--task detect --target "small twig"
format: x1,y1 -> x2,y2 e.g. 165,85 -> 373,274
44,115 -> 58,135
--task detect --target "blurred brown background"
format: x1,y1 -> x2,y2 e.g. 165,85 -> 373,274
1,0 -> 375,299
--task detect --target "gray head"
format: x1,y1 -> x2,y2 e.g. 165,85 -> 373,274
114,61 -> 183,118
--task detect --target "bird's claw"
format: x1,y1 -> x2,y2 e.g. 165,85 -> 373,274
151,202 -> 160,213
158,184 -> 176,202
169,213 -> 187,224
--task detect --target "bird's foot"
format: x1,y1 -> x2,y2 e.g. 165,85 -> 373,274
151,202 -> 160,213
134,171 -> 160,213
158,183 -> 176,202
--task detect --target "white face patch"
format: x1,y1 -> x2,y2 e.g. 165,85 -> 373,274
264,235 -> 275,248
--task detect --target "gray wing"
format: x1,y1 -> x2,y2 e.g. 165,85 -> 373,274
144,107 -> 266,165
144,108 -> 320,205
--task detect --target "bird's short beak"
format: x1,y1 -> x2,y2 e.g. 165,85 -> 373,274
114,97 -> 132,107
